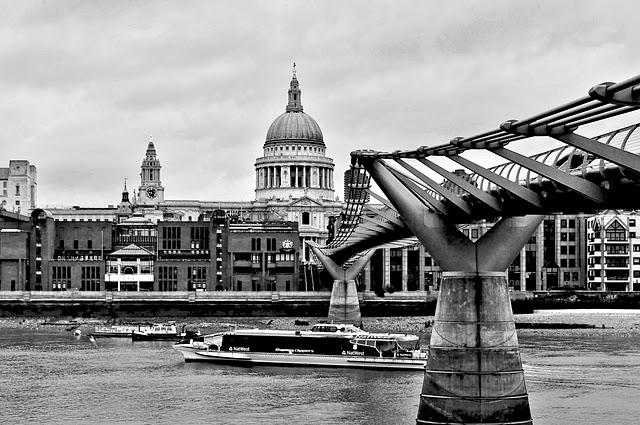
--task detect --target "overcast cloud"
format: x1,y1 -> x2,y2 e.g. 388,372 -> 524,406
2,0 -> 640,207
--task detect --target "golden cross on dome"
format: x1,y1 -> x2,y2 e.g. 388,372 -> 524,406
292,62 -> 296,78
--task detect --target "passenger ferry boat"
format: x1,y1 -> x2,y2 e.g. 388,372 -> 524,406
173,323 -> 427,370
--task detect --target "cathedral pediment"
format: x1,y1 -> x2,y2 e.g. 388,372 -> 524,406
287,196 -> 323,207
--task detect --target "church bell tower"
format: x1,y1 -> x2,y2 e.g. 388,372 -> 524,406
138,135 -> 165,204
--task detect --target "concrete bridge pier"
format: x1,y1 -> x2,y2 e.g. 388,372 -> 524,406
363,158 -> 541,424
309,246 -> 375,326
419,271 -> 531,424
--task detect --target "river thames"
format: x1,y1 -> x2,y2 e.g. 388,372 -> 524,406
0,309 -> 639,424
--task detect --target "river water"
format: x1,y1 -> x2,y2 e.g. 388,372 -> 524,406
0,310 -> 639,424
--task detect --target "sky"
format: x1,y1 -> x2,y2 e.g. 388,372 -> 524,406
2,0 -> 640,208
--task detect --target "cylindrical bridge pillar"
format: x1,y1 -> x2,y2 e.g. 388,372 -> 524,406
417,271 -> 532,425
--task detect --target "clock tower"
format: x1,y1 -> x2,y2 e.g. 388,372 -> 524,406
138,135 -> 165,204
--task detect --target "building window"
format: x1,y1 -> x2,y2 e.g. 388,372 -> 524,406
633,258 -> 640,265
471,229 -> 479,239
572,272 -> 579,281
190,226 -> 209,251
52,266 -> 71,291
560,259 -> 567,267
568,233 -> 575,242
59,240 -> 64,250
569,246 -> 575,255
563,272 -> 571,281
88,240 -> 93,249
81,266 -> 100,291
187,266 -> 207,291
560,232 -> 567,241
73,240 -> 79,249
15,185 -> 20,196
569,259 -> 576,267
265,238 -> 277,251
605,220 -> 626,241
463,229 -> 469,237
302,212 -> 310,225
560,246 -> 567,254
162,227 -> 182,250
634,271 -> 640,278
561,219 -> 567,228
630,219 -> 636,227
158,266 -> 178,291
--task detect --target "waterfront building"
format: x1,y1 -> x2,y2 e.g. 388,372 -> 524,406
586,210 -> 640,291
3,201 -> 301,292
0,210 -> 31,291
0,160 -> 37,214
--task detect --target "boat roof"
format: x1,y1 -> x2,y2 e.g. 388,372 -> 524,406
222,327 -> 419,342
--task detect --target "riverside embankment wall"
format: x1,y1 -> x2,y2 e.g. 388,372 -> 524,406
0,290 -> 638,318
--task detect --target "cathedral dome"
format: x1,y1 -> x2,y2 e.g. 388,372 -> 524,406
264,67 -> 324,146
266,111 -> 324,145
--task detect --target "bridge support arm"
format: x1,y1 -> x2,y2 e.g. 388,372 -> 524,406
476,215 -> 545,271
364,159 -> 476,271
309,246 -> 346,281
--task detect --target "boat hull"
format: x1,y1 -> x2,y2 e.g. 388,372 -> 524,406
132,331 -> 179,341
91,332 -> 133,338
174,345 -> 425,370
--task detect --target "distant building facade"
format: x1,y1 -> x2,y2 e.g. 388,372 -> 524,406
2,202 -> 301,292
0,160 -> 37,214
587,211 -> 640,291
361,212 -> 589,293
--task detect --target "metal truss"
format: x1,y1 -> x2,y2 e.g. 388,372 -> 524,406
320,74 -> 640,263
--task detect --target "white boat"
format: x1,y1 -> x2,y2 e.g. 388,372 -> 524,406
132,322 -> 200,341
132,322 -> 180,341
92,323 -> 152,338
173,323 -> 427,370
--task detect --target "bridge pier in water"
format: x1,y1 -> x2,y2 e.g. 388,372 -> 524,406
363,158 -> 541,424
420,272 -> 531,424
309,246 -> 375,327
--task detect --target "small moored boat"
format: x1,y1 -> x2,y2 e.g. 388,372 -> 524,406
132,323 -> 200,341
132,322 -> 179,341
173,323 -> 427,370
91,323 -> 152,338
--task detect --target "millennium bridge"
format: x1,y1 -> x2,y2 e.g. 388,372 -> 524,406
310,74 -> 640,424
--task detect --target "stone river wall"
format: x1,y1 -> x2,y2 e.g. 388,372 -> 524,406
0,290 -> 638,318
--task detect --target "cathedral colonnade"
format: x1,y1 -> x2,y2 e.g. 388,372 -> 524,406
257,165 -> 333,189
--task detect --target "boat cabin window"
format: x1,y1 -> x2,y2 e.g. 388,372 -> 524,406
311,325 -> 338,333
376,340 -> 398,357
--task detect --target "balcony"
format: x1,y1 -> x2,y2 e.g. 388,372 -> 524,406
604,261 -> 628,268
603,251 -> 629,256
104,273 -> 154,282
114,236 -> 157,246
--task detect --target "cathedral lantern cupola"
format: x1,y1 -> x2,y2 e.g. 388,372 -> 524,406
286,63 -> 303,113
117,179 -> 134,217
138,135 -> 165,204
